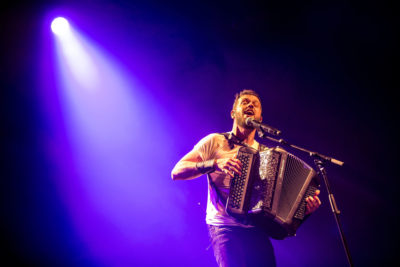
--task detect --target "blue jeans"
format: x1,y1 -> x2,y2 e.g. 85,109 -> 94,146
208,225 -> 276,267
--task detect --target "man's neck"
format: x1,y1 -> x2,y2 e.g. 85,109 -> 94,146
231,124 -> 256,146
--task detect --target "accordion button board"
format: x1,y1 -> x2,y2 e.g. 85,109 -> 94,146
226,146 -> 258,215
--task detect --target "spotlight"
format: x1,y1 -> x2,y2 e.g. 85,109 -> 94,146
51,17 -> 70,35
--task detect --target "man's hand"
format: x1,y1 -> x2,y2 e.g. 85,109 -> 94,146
215,155 -> 243,177
305,189 -> 321,215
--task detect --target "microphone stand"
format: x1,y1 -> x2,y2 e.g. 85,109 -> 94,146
257,130 -> 353,267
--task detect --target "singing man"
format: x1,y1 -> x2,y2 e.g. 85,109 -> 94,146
171,89 -> 321,266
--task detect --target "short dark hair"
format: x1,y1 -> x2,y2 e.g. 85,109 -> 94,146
232,89 -> 261,111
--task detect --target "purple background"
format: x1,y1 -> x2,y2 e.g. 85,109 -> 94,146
2,0 -> 397,266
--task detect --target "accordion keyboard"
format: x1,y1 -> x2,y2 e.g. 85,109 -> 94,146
226,147 -> 258,215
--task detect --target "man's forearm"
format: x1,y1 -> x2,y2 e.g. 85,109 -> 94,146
171,159 -> 215,180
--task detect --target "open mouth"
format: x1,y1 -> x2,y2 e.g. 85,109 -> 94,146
244,109 -> 254,116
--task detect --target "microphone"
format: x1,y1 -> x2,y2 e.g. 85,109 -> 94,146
245,117 -> 282,136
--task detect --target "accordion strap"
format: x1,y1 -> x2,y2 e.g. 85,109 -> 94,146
220,132 -> 267,151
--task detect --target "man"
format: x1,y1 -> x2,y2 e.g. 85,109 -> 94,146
171,89 -> 321,266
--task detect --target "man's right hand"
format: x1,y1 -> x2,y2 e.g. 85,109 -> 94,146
215,155 -> 243,177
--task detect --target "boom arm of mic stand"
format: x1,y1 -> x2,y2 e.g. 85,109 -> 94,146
257,131 -> 344,166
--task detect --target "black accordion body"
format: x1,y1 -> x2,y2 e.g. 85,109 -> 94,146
227,146 -> 319,240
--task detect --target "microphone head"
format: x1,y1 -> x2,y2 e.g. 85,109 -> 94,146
245,117 -> 252,126
245,117 -> 260,127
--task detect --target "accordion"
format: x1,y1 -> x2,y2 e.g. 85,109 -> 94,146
226,146 -> 319,240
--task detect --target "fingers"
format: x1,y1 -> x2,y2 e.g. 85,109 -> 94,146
220,157 -> 242,177
305,190 -> 322,215
227,159 -> 242,176
224,163 -> 242,177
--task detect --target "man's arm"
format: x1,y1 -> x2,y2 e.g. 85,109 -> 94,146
171,148 -> 242,181
171,149 -> 211,180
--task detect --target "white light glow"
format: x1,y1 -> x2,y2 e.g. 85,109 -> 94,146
51,17 -> 70,35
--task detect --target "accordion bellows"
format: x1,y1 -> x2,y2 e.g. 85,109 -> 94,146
226,146 -> 319,240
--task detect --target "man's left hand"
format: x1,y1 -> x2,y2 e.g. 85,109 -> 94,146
305,189 -> 321,215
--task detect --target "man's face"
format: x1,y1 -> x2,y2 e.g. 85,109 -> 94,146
231,94 -> 262,129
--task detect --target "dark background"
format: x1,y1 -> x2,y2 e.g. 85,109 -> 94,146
1,0 -> 398,266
